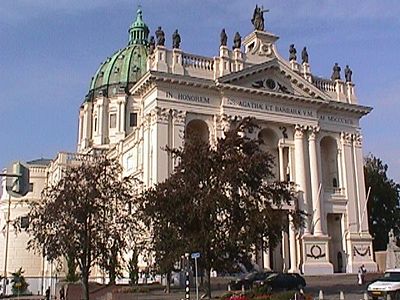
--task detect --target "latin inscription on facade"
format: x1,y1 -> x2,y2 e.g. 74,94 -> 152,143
226,98 -> 315,118
165,91 -> 210,104
319,114 -> 355,125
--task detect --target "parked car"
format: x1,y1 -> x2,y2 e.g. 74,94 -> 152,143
368,269 -> 400,300
228,271 -> 275,291
255,273 -> 306,292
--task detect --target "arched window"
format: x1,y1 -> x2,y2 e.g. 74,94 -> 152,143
258,128 -> 279,180
320,136 -> 339,191
185,119 -> 209,143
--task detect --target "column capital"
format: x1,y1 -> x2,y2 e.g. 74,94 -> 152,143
353,132 -> 363,148
308,126 -> 320,140
150,106 -> 170,125
294,124 -> 307,138
172,109 -> 186,126
340,131 -> 353,146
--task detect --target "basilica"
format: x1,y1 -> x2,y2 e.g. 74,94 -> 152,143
0,5 -> 377,295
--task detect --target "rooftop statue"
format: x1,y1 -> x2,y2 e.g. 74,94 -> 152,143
251,5 -> 269,31
149,36 -> 155,54
331,63 -> 341,81
155,26 -> 165,46
233,32 -> 241,50
172,29 -> 181,49
301,47 -> 309,64
289,44 -> 297,61
345,65 -> 353,82
220,28 -> 228,47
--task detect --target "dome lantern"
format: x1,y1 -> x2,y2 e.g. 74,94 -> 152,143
128,7 -> 149,45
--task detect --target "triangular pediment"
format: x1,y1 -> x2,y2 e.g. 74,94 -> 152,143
217,59 -> 329,100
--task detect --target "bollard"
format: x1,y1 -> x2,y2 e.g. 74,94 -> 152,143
339,290 -> 344,300
319,290 -> 324,300
364,292 -> 368,300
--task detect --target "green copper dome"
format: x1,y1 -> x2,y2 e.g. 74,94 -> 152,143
86,7 -> 149,100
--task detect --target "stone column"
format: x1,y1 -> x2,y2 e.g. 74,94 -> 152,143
279,146 -> 285,182
353,133 -> 369,233
341,132 -> 359,233
282,230 -> 290,272
337,146 -> 343,192
288,214 -> 298,272
294,125 -> 309,233
308,126 -> 323,236
262,244 -> 271,270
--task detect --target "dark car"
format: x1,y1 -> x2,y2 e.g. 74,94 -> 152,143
228,271 -> 275,291
256,273 -> 306,292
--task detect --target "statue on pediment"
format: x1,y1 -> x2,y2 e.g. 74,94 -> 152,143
301,47 -> 309,64
149,36 -> 155,54
233,32 -> 242,50
155,26 -> 165,46
345,65 -> 353,82
331,63 -> 341,81
252,5 -> 269,31
172,29 -> 181,49
289,44 -> 297,61
220,29 -> 228,47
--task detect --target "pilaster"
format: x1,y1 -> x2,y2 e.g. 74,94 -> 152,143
302,62 -> 312,83
233,48 -> 244,72
219,46 -> 231,76
346,82 -> 357,104
334,80 -> 346,102
154,45 -> 168,72
172,48 -> 184,75
290,60 -> 300,72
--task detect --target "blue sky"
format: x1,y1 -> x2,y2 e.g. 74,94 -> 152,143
1,0 -> 399,183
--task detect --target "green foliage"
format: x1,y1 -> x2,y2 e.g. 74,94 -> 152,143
139,117 -> 300,298
25,156 -> 138,299
365,154 -> 400,250
11,267 -> 30,295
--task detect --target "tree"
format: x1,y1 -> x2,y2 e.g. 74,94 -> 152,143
24,156 -> 138,300
365,154 -> 400,251
139,117 -> 301,298
11,267 -> 29,296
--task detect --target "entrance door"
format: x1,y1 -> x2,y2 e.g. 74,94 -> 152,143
327,213 -> 345,273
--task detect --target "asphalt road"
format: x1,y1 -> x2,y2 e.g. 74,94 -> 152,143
125,273 -> 382,300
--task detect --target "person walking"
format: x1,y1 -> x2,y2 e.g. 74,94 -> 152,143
45,286 -> 50,300
358,264 -> 367,285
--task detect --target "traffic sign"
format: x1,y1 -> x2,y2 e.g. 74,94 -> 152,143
191,252 -> 200,259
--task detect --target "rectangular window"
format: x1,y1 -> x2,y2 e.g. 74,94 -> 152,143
109,113 -> 116,128
129,112 -> 137,127
94,117 -> 98,132
29,183 -> 34,192
20,216 -> 29,229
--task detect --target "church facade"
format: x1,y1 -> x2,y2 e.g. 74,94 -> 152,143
75,7 -> 377,275
1,6 -> 377,293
